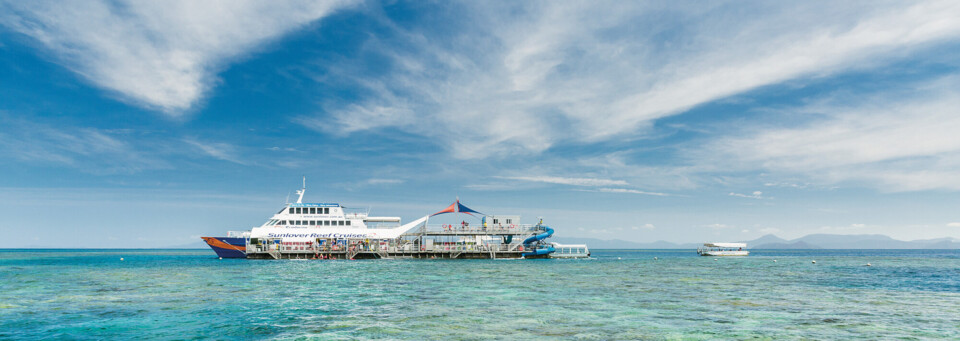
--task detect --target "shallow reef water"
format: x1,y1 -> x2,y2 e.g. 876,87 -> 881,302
1,249 -> 959,340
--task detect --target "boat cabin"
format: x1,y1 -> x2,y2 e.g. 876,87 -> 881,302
697,242 -> 749,256
549,242 -> 590,258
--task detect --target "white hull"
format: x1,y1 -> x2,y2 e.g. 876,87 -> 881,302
699,250 -> 749,256
550,253 -> 590,258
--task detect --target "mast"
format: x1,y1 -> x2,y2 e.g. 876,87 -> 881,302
295,176 -> 306,204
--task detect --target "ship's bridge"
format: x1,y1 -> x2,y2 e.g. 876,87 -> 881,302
257,202 -> 400,228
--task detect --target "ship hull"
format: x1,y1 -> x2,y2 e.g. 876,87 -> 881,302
201,237 -> 247,258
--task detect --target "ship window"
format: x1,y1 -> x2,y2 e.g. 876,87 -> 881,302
289,208 -> 294,214
324,220 -> 330,226
346,220 -> 351,226
506,219 -> 512,224
298,207 -> 304,214
324,208 -> 329,214
310,220 -> 316,225
493,219 -> 498,224
339,221 -> 344,226
310,207 -> 316,214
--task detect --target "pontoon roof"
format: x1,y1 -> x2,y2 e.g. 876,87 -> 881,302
703,242 -> 746,248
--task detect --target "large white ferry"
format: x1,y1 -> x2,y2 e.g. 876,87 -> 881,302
202,179 -> 566,259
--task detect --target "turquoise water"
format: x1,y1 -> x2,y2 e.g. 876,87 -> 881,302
2,249 -> 959,340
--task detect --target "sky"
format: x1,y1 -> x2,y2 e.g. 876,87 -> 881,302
2,0 -> 960,248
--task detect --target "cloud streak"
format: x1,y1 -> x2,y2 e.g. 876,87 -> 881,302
500,176 -> 628,187
699,76 -> 960,191
305,1 -> 960,160
729,191 -> 768,200
2,0 -> 356,113
597,188 -> 669,197
0,114 -> 168,173
183,138 -> 248,165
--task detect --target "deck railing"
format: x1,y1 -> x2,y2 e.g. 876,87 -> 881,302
246,242 -> 528,254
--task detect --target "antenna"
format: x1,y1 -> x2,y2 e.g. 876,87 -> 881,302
295,176 -> 306,204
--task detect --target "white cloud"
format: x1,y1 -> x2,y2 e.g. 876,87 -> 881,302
597,188 -> 669,196
704,223 -> 730,229
632,224 -> 655,230
948,222 -> 960,227
699,76 -> 960,191
500,176 -> 628,187
304,1 -> 960,159
759,227 -> 781,234
2,0 -> 356,113
729,191 -> 768,199
0,114 -> 167,173
183,138 -> 246,165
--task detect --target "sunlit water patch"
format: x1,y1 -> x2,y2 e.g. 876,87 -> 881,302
2,249 -> 959,339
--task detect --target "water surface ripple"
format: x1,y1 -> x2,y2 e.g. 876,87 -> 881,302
2,249 -> 959,340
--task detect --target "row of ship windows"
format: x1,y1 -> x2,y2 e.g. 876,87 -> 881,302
289,207 -> 331,215
268,219 -> 351,226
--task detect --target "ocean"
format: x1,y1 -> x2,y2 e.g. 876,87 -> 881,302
1,249 -> 958,340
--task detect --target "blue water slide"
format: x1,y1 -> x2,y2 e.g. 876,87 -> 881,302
522,225 -> 555,257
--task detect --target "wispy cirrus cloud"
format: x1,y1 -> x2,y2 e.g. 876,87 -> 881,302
302,1 -> 960,160
596,188 -> 669,197
1,0 -> 356,113
0,114 -> 168,173
498,175 -> 627,187
697,76 -> 960,192
729,191 -> 768,200
183,138 -> 247,165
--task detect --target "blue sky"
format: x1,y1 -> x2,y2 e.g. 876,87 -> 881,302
2,0 -> 960,247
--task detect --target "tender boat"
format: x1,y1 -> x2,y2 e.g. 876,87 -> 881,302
697,242 -> 749,256
549,242 -> 590,258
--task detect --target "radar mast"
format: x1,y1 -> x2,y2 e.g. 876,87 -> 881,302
295,176 -> 306,203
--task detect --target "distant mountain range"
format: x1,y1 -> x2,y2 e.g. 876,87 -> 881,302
551,234 -> 960,249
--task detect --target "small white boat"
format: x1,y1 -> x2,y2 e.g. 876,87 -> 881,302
549,242 -> 590,258
697,242 -> 749,256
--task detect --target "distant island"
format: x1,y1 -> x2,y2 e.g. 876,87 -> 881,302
551,234 -> 960,249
